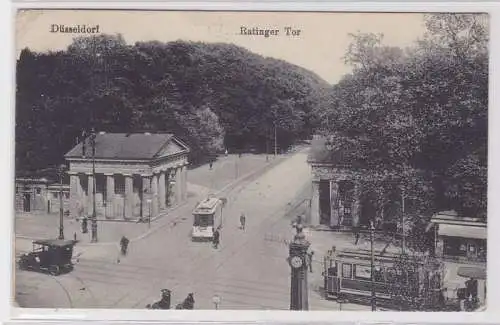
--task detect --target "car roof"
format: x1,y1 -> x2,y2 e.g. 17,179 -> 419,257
33,239 -> 76,247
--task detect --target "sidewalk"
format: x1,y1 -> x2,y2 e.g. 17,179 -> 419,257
14,151 -> 296,248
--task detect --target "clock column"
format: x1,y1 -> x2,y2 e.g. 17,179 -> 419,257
288,223 -> 310,310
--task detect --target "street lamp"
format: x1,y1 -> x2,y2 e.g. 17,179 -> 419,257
90,129 -> 98,243
58,164 -> 66,240
212,294 -> 221,310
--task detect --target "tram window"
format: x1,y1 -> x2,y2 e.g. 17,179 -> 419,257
342,263 -> 352,279
386,267 -> 397,282
354,265 -> 371,280
374,266 -> 385,282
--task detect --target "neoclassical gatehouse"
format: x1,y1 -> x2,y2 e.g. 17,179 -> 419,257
64,132 -> 190,220
308,136 -> 365,228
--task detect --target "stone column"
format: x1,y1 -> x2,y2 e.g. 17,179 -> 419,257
310,180 -> 320,226
158,171 -> 166,210
105,173 -> 115,218
182,165 -> 188,201
330,180 -> 340,227
142,175 -> 152,219
175,167 -> 182,204
124,174 -> 133,219
87,173 -> 94,216
352,182 -> 361,227
69,172 -> 79,218
151,173 -> 159,217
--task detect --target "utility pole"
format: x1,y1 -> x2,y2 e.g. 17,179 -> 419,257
90,129 -> 98,243
274,121 -> 277,156
370,220 -> 376,311
401,187 -> 405,255
58,164 -> 65,240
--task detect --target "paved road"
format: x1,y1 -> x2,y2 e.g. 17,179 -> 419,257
15,150 -> 372,311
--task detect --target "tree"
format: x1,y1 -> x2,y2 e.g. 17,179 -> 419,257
316,13 -> 488,230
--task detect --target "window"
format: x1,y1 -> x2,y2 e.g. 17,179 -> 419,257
64,193 -> 69,199
36,188 -> 41,195
342,263 -> 352,279
53,192 -> 59,199
354,265 -> 371,280
114,175 -> 125,195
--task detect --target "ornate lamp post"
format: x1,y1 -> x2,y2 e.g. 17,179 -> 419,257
288,223 -> 310,310
58,164 -> 66,240
90,129 -> 98,243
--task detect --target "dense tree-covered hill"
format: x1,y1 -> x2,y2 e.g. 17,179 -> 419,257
16,36 -> 328,172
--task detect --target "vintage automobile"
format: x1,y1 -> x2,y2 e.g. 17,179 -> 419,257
18,239 -> 77,276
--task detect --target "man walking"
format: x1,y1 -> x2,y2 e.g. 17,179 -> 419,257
240,212 -> 246,230
213,228 -> 220,249
354,226 -> 361,245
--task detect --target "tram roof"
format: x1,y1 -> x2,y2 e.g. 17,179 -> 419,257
193,197 -> 220,214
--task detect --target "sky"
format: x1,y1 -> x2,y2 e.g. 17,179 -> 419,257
16,10 -> 428,84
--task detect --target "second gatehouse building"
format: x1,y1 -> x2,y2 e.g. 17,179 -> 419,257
64,132 -> 190,220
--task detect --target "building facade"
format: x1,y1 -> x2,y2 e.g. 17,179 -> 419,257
15,178 -> 70,214
64,132 -> 190,220
307,137 -> 365,228
432,211 -> 487,263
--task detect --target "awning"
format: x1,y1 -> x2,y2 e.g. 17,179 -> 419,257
438,224 -> 486,240
457,266 -> 486,280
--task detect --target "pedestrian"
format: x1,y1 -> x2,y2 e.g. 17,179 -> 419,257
240,213 -> 246,230
307,251 -> 314,273
120,236 -> 130,256
225,149 -> 228,156
81,216 -> 88,233
354,227 -> 360,245
209,162 -> 213,170
212,228 -> 220,249
73,232 -> 77,241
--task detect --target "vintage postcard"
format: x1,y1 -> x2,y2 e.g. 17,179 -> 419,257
13,10 -> 488,313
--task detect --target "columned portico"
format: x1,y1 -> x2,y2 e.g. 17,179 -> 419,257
310,181 -> 320,226
159,172 -> 166,210
65,132 -> 190,220
175,166 -> 182,204
124,174 -> 134,219
151,173 -> 159,217
87,173 -> 94,215
105,173 -> 115,218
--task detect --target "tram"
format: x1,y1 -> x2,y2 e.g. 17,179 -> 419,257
323,247 -> 445,310
191,197 -> 222,240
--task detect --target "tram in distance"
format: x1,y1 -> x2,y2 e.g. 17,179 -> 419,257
323,247 -> 446,310
191,196 -> 222,240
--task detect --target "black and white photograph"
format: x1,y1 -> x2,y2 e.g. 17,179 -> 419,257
13,10 -> 488,312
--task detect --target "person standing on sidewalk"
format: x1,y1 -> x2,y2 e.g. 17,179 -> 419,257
307,250 -> 314,273
239,212 -> 246,230
354,226 -> 360,245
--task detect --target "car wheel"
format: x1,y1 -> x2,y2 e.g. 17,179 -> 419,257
49,265 -> 60,276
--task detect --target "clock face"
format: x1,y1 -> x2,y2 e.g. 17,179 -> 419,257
290,256 -> 303,268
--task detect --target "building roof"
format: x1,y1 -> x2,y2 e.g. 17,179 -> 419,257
65,133 -> 188,160
437,223 -> 486,240
307,136 -> 357,167
431,210 -> 486,226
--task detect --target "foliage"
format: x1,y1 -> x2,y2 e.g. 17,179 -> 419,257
315,13 -> 488,220
16,35 -> 326,171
